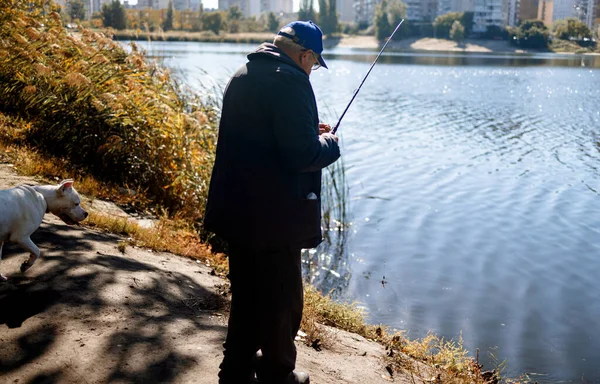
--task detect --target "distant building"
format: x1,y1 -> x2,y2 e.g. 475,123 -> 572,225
89,0 -> 114,17
137,0 -> 170,9
437,0 -> 452,15
507,0 -> 519,25
173,0 -> 191,10
404,0 -> 438,23
519,0 -> 540,23
577,0 -> 596,27
422,0 -> 439,20
473,0 -> 508,32
218,0 -> 292,17
405,0 -> 425,20
455,0 -> 475,12
552,0 -> 575,20
550,0 -> 596,27
537,0 -> 553,25
354,0 -> 380,25
189,0 -> 202,11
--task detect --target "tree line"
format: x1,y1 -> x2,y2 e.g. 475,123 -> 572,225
63,0 -> 596,49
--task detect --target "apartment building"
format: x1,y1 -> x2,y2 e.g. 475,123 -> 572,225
137,0 -> 170,9
354,0 -> 380,24
404,0 -> 472,22
473,0 -> 508,32
552,0 -> 575,20
218,0 -> 292,17
578,0 -> 597,27
404,0 -> 423,19
455,0 -> 476,12
551,0 -> 596,27
519,0 -> 540,22
537,0 -> 553,25
507,0 -> 518,25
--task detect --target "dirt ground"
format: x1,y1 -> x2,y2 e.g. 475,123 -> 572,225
0,161 -> 416,384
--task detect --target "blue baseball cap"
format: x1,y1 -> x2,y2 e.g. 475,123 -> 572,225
277,20 -> 328,69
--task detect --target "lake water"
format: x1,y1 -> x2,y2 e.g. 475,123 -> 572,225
129,40 -> 600,382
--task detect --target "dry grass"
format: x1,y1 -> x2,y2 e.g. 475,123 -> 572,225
300,285 -> 382,351
85,210 -> 228,274
300,285 -> 523,383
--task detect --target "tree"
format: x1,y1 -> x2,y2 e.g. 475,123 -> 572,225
266,11 -> 279,32
202,12 -> 225,35
68,0 -> 86,21
374,0 -> 392,41
227,5 -> 243,33
461,11 -> 474,36
553,18 -> 592,40
386,0 -> 407,40
450,20 -> 465,42
326,0 -> 338,34
433,12 -> 463,39
163,0 -> 174,31
227,5 -> 243,21
315,0 -> 339,35
298,0 -> 316,22
512,19 -> 549,48
317,0 -> 327,24
101,0 -> 127,30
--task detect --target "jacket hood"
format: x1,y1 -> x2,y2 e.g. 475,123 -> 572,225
247,43 -> 306,75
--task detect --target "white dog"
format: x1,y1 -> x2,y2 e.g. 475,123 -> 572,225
0,179 -> 88,281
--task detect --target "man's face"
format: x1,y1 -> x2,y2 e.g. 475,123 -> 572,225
297,49 -> 320,76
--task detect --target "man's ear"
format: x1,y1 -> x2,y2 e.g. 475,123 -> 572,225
58,179 -> 74,194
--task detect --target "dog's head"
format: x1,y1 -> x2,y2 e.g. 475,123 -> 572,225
46,179 -> 88,225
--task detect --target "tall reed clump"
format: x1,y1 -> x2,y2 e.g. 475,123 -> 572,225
0,0 -> 218,222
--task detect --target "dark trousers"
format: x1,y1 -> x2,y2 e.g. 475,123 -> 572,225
218,243 -> 304,384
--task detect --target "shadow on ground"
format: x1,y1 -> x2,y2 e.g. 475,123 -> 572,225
0,220 -> 228,383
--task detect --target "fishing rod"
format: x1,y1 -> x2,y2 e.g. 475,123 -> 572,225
332,19 -> 405,135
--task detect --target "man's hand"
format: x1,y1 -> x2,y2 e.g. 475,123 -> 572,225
319,123 -> 331,134
320,132 -> 339,143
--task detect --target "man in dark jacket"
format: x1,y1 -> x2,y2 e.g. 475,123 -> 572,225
204,20 -> 340,384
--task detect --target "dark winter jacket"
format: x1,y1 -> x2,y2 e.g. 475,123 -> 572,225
203,43 -> 340,249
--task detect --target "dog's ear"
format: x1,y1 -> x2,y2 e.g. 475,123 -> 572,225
58,179 -> 74,194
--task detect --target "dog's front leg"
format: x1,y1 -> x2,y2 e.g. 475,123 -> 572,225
0,242 -> 6,282
13,237 -> 41,273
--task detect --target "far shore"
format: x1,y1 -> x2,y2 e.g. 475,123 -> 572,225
110,30 -> 599,55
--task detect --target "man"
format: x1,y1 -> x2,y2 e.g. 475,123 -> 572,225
204,20 -> 340,384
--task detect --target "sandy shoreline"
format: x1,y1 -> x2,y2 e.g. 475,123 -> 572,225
334,35 -> 529,53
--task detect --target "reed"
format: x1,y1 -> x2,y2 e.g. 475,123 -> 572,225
0,0 -> 218,225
